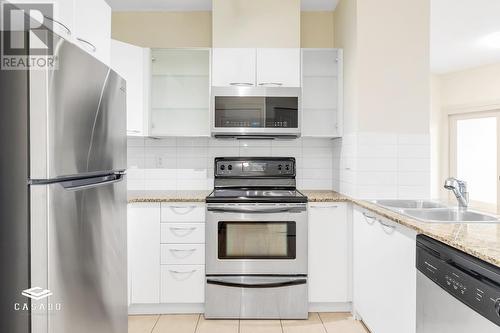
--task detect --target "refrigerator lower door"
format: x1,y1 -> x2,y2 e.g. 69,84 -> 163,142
31,175 -> 127,333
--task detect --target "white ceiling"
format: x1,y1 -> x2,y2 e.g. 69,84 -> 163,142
105,0 -> 339,12
431,0 -> 500,73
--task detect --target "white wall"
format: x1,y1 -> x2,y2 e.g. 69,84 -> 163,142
431,62 -> 500,198
128,137 -> 336,191
212,0 -> 301,48
332,0 -> 431,199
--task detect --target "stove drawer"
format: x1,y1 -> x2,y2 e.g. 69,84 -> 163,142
160,223 -> 205,244
160,265 -> 205,303
160,244 -> 205,265
161,203 -> 205,223
205,276 -> 308,319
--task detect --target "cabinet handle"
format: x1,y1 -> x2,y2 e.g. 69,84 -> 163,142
168,269 -> 197,281
169,248 -> 197,259
168,205 -> 197,215
76,37 -> 96,53
378,220 -> 396,234
169,226 -> 197,237
229,82 -> 253,86
310,205 -> 338,209
127,130 -> 140,134
258,82 -> 283,86
362,212 -> 376,225
43,16 -> 71,36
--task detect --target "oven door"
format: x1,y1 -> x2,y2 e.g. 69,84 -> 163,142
206,203 -> 307,275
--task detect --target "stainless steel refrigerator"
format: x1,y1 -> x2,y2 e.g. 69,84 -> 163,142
0,24 -> 127,333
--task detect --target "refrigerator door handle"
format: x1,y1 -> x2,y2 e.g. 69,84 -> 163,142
60,172 -> 125,191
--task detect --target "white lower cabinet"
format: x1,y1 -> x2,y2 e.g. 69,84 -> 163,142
128,202 -> 205,313
128,203 -> 161,304
160,265 -> 205,303
353,207 -> 416,333
308,202 -> 351,307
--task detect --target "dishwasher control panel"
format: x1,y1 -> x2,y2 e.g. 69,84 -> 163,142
417,235 -> 500,326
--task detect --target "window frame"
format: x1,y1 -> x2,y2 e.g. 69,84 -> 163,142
449,110 -> 500,213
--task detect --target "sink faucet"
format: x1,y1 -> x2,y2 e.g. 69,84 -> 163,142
444,177 -> 469,209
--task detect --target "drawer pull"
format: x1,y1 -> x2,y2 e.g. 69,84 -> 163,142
169,226 -> 197,237
169,269 -> 197,281
362,212 -> 377,225
168,205 -> 197,215
169,248 -> 197,259
378,220 -> 396,234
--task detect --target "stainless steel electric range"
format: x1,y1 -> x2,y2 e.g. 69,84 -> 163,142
205,157 -> 308,319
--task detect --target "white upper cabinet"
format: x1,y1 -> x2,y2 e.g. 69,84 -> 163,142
12,0 -> 73,39
256,48 -> 300,87
73,0 -> 111,65
212,48 -> 301,87
301,49 -> 343,138
111,40 -> 151,136
150,49 -> 210,137
212,48 -> 256,87
20,0 -> 112,65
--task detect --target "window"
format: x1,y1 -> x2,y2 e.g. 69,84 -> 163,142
450,112 -> 499,212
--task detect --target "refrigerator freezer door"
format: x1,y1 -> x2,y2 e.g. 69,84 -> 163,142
30,33 -> 126,180
30,175 -> 127,333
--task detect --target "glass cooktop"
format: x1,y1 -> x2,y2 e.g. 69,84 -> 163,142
206,188 -> 307,203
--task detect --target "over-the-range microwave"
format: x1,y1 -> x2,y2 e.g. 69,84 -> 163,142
211,86 -> 301,139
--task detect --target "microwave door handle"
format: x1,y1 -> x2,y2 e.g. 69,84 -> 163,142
207,279 -> 307,289
207,207 -> 305,214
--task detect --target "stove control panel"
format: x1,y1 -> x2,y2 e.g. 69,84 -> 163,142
215,158 -> 295,177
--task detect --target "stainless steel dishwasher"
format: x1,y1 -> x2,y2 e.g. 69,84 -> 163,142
416,235 -> 500,332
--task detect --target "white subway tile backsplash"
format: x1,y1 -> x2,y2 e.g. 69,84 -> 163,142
127,137 -> 335,191
332,132 -> 431,199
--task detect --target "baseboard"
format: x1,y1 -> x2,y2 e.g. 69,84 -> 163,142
308,302 -> 352,312
129,302 -> 351,315
128,303 -> 204,315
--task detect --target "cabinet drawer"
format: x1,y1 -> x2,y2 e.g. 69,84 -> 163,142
161,203 -> 205,222
160,223 -> 205,244
160,244 -> 205,265
160,265 -> 205,303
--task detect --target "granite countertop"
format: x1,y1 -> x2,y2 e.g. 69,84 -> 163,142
128,189 -> 500,267
127,190 -> 210,203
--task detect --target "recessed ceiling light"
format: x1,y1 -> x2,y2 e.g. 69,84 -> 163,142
478,31 -> 500,49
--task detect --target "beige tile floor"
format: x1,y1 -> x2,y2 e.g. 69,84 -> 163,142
128,313 -> 369,333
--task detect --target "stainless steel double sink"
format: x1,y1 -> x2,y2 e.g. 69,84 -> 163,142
372,199 -> 500,223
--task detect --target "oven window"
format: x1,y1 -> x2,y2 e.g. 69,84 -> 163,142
218,222 -> 296,259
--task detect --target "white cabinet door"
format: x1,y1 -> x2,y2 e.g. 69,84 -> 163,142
12,0 -> 73,40
212,48 -> 256,87
256,48 -> 300,87
73,0 -> 111,64
111,39 -> 150,136
150,49 -> 209,136
302,49 -> 343,137
353,208 -> 416,333
128,203 -> 161,304
308,203 -> 350,303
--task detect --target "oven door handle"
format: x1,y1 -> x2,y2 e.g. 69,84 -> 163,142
207,207 -> 306,214
206,279 -> 307,289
